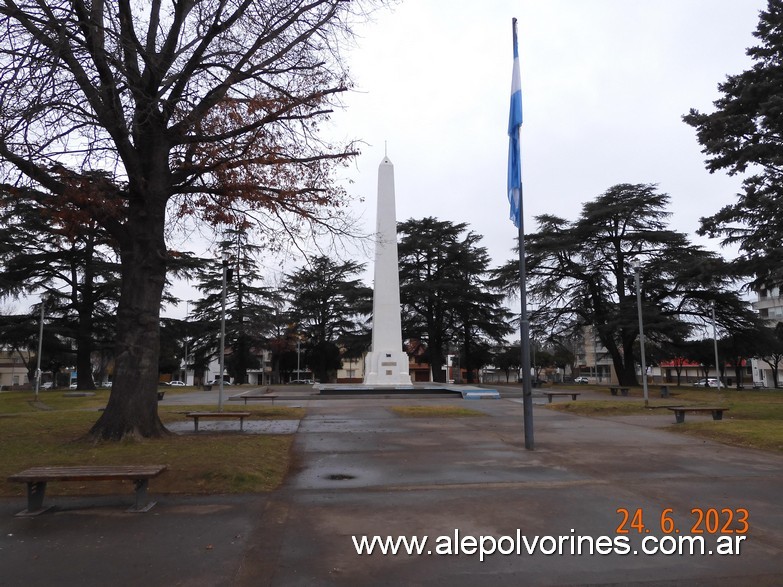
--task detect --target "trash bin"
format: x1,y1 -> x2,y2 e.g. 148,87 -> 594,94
660,385 -> 670,398
203,384 -> 212,391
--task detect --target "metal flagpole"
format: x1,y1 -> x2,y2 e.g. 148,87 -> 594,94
519,210 -> 534,450
509,17 -> 533,449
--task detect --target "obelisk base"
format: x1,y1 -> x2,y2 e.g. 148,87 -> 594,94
363,351 -> 413,386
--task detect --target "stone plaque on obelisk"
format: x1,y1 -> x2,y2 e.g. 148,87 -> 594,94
363,155 -> 413,386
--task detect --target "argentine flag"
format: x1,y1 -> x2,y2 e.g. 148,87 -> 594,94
507,18 -> 523,228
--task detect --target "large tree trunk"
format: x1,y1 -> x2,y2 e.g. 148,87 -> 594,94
429,334 -> 446,383
75,237 -> 96,391
88,192 -> 169,440
602,332 -> 639,387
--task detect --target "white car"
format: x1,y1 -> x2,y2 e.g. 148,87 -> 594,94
41,381 -> 53,389
207,380 -> 231,386
693,378 -> 718,387
168,380 -> 186,387
574,376 -> 589,384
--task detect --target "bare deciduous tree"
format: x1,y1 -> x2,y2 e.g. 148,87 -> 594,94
0,0 -> 377,439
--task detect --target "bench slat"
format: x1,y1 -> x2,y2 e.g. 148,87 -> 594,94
8,465 -> 168,516
233,395 -> 278,404
9,465 -> 168,483
185,411 -> 251,432
185,412 -> 251,418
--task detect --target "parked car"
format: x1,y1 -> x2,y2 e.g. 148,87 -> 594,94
206,380 -> 231,386
167,380 -> 186,387
574,376 -> 589,384
693,378 -> 718,387
40,381 -> 53,389
289,379 -> 314,385
69,382 -> 78,389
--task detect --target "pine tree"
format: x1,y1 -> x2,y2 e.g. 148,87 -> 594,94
189,230 -> 279,384
684,0 -> 783,287
397,217 -> 513,383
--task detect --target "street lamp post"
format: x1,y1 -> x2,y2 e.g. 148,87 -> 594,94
34,297 -> 45,402
182,301 -> 189,385
632,262 -> 649,407
218,251 -> 229,411
296,340 -> 300,382
711,300 -> 722,390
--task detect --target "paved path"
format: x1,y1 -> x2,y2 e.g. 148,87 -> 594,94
2,389 -> 782,586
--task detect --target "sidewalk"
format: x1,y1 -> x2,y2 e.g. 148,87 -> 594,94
2,389 -> 782,586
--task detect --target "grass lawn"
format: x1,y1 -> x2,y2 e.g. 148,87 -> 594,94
0,390 -> 303,497
547,385 -> 783,453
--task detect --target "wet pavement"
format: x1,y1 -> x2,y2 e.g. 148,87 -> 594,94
2,385 -> 782,586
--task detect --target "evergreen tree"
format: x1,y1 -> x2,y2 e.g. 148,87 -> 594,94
397,217 -> 513,383
0,182 -> 120,389
282,256 -> 371,383
189,230 -> 279,384
495,184 -> 755,386
684,0 -> 783,287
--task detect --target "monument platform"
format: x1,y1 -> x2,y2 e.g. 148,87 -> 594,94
316,382 -> 500,399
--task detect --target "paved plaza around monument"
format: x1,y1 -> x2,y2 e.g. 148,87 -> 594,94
2,386 -> 782,586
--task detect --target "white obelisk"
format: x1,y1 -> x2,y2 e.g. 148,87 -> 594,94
363,155 -> 413,386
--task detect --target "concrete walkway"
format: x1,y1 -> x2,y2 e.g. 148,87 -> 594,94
2,388 -> 782,586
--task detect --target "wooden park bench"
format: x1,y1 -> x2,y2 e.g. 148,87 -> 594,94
232,393 -> 278,405
544,391 -> 581,403
667,406 -> 729,424
8,464 -> 168,516
609,386 -> 630,396
185,411 -> 252,432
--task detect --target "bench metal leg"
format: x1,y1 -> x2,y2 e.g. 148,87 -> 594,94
16,481 -> 53,516
239,417 -> 245,431
712,410 -> 723,421
571,394 -> 577,400
547,396 -> 553,403
621,388 -> 629,396
610,389 -> 618,396
128,478 -> 157,513
674,410 -> 685,424
193,417 -> 199,432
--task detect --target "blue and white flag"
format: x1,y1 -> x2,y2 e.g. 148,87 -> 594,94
507,18 -> 523,228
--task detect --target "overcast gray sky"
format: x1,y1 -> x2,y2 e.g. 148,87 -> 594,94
165,0 -> 768,318
331,0 -> 767,270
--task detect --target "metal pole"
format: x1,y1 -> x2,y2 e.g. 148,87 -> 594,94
509,17 -> 532,448
519,221 -> 534,449
296,340 -> 300,382
219,252 -> 228,411
633,264 -> 649,407
183,301 -> 189,384
711,301 -> 721,390
34,300 -> 44,402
